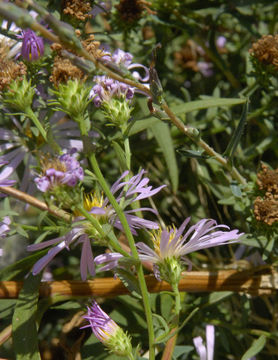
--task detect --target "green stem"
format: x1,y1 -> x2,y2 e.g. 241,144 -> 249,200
172,282 -> 181,316
124,136 -> 131,170
89,153 -> 155,360
25,107 -> 47,142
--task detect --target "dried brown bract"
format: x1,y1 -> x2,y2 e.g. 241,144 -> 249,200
257,163 -> 278,194
249,35 -> 278,69
254,164 -> 278,225
254,197 -> 278,226
174,40 -> 203,72
0,42 -> 26,91
63,0 -> 92,21
50,55 -> 85,88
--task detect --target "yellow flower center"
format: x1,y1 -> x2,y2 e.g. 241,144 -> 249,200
151,226 -> 177,257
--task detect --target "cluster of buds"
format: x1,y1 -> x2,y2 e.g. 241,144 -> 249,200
254,164 -> 278,226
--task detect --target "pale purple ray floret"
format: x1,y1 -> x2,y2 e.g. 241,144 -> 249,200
90,169 -> 165,234
0,216 -> 11,257
193,324 -> 215,360
34,149 -> 84,192
0,118 -> 36,193
27,225 -> 95,281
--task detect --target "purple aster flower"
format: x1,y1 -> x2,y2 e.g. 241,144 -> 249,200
90,48 -> 149,106
0,216 -> 11,257
88,169 -> 165,235
34,149 -> 84,192
19,29 -> 44,61
81,301 -> 133,357
28,170 -> 163,280
0,159 -> 16,187
90,75 -> 135,107
193,324 -> 215,360
136,217 -> 243,281
27,225 -> 95,281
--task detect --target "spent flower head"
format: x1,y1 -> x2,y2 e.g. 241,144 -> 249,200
82,300 -> 133,358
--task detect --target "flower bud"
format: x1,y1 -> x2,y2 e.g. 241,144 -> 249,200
21,29 -> 44,62
2,76 -> 35,112
49,80 -> 92,132
82,301 -> 133,358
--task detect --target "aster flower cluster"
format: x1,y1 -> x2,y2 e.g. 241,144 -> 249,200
90,48 -> 149,107
34,149 -> 84,192
28,169 -> 165,280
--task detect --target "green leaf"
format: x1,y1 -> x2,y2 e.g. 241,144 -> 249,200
224,100 -> 248,159
12,274 -> 41,360
128,117 -> 160,136
241,335 -> 266,360
151,121 -> 179,191
0,250 -> 48,281
176,148 -> 209,159
112,141 -> 127,171
172,97 -> 246,115
114,268 -> 142,299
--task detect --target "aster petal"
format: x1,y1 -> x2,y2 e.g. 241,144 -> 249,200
206,325 -> 215,360
193,336 -> 207,360
80,235 -> 95,280
94,252 -> 123,271
31,241 -> 67,275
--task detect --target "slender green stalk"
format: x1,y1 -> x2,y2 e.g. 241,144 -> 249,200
76,205 -> 130,257
89,153 -> 155,360
25,107 -> 47,142
124,136 -> 131,170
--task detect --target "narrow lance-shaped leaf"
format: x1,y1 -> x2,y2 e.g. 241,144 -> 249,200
241,335 -> 267,360
224,99 -> 249,159
151,121 -> 179,192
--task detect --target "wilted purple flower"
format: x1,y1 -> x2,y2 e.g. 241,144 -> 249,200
19,29 -> 44,61
81,301 -> 133,357
193,324 -> 215,360
136,217 -> 243,281
27,225 -> 95,281
0,216 -> 11,257
34,149 -> 84,192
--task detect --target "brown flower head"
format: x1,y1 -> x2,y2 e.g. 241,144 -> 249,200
249,35 -> 278,69
63,0 -> 92,21
254,164 -> 278,226
254,196 -> 278,226
256,163 -> 278,194
0,41 -> 26,91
